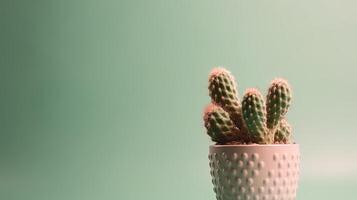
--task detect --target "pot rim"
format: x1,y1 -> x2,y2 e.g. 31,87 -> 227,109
210,143 -> 299,148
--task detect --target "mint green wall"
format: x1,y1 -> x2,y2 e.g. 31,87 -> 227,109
1,1 -> 356,199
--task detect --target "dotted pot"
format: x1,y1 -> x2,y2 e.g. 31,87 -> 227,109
209,144 -> 300,200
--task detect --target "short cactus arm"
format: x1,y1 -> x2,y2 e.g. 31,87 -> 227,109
266,78 -> 292,130
274,119 -> 292,144
242,88 -> 270,144
203,104 -> 240,144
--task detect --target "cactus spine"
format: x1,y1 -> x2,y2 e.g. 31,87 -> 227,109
203,104 -> 240,143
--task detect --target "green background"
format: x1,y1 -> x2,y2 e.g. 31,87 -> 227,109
1,0 -> 357,199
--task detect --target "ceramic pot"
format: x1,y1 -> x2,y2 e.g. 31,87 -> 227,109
209,144 -> 300,200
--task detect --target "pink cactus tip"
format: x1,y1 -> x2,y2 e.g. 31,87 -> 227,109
208,67 -> 232,79
203,103 -> 219,122
271,78 -> 289,86
244,88 -> 261,95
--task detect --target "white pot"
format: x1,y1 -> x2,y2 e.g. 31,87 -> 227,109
209,144 -> 300,200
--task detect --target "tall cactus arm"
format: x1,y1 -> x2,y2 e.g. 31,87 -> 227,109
242,88 -> 270,144
266,78 -> 292,130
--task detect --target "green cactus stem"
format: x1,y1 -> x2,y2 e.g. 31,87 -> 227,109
242,88 -> 271,144
208,68 -> 248,137
203,104 -> 240,143
266,78 -> 292,130
203,68 -> 294,145
274,119 -> 292,144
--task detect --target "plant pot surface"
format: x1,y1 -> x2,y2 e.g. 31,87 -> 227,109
209,144 -> 300,200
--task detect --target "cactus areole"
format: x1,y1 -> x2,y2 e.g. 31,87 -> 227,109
203,67 -> 293,144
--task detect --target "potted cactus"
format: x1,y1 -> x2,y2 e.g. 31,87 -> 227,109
203,68 -> 300,200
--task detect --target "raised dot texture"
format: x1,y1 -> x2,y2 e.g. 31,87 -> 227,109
209,148 -> 300,200
242,153 -> 249,160
233,153 -> 239,160
239,186 -> 246,193
248,161 -> 255,168
252,153 -> 259,161
263,178 -> 269,185
278,171 -> 282,177
258,161 -> 265,169
238,160 -> 244,168
273,153 -> 279,161
258,186 -> 265,193
273,178 -> 278,186
282,153 -> 287,160
252,169 -> 259,177
242,169 -> 249,177
237,178 -> 242,185
247,178 -> 254,185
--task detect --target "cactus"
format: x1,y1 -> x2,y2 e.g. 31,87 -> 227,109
241,88 -> 271,144
203,67 -> 294,145
266,78 -> 292,130
208,68 -> 249,141
203,104 -> 240,143
274,119 -> 292,144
